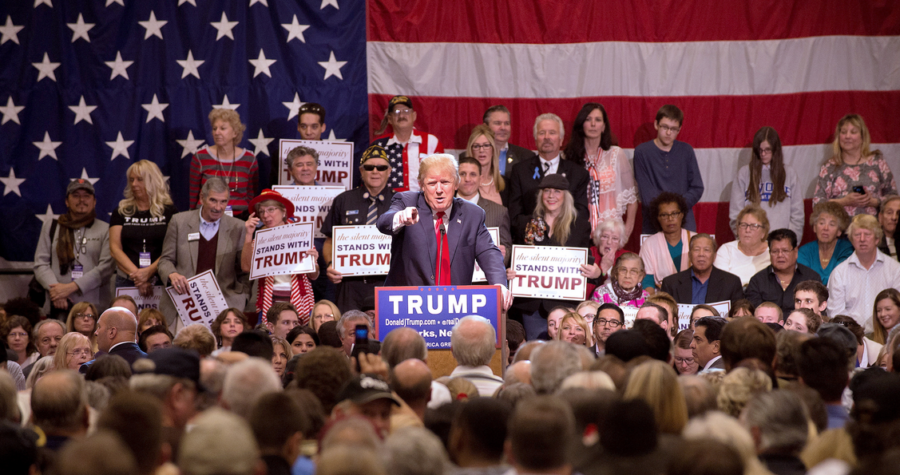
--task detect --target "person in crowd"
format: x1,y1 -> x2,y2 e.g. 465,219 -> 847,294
310,300 -> 340,333
210,308 -> 247,351
537,306 -> 571,341
729,127 -> 805,237
264,302 -> 300,340
448,316 -> 503,396
271,337 -> 292,379
634,105 -> 704,233
530,341 -> 582,394
635,302 -> 670,334
564,102 -> 639,236
746,229 -> 820,313
81,307 -> 146,372
508,113 -> 589,243
390,360 -> 433,422
796,337 -> 851,429
455,156 -> 512,264
481,105 -> 533,177
575,300 -> 599,329
872,288 -> 900,344
591,303 -> 624,356
286,325 -> 317,355
189,109 -> 259,218
728,299 -> 755,319
331,374 -> 399,438
462,125 -> 505,205
783,308 -> 822,334
591,252 -> 649,308
372,95 -> 445,192
673,329 -> 698,375
173,324 -> 217,358
632,319 -> 673,363
297,102 -> 327,140
878,195 -> 900,259
754,301 -> 784,325
813,113 -> 897,217
623,360 -> 688,434
31,370 -> 89,451
715,205 -> 772,288
381,327 -> 452,409
138,325 -> 173,353
505,396 -> 575,475
322,145 -> 396,312
774,329 -> 811,384
109,160 -> 178,295
242,189 -> 318,325
95,391 -> 167,475
447,397 -> 511,473
691,316 -> 727,372
793,280 -> 829,317
53,332 -> 92,371
63,301 -> 97,351
716,367 -> 772,418
137,308 -> 165,334
639,192 -> 693,291
581,219 -> 629,295
25,319 -> 65,375
221,357 -> 282,420
3,316 -> 37,367
336,310 -> 373,357
740,390 -> 809,475
179,408 -> 259,475
828,214 -> 900,332
555,312 -> 592,347
249,392 -> 308,475
111,295 -> 139,319
33,178 -> 113,319
688,304 -> 719,329
797,201 -> 853,285
830,315 -> 884,368
661,233 -> 744,306
231,330 -> 275,360
159,177 -> 249,331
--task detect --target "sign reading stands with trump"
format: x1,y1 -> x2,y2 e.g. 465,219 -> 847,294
249,222 -> 317,280
165,270 -> 228,329
332,225 -> 392,276
375,286 -> 501,349
272,185 -> 345,239
278,139 -> 354,190
510,246 -> 588,301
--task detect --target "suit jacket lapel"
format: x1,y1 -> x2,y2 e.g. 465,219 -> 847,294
448,200 -> 462,264
417,194 -> 437,276
215,219 -> 231,274
188,211 -> 201,273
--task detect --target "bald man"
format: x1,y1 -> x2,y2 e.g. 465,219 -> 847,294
504,361 -> 532,387
391,359 -> 432,421
80,307 -> 147,373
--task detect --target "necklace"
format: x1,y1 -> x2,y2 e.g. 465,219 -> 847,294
481,175 -> 494,187
216,144 -> 237,192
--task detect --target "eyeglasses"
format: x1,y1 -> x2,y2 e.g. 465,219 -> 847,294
472,144 -> 493,151
758,147 -> 773,155
392,108 -> 413,115
738,223 -> 764,230
363,164 -> 389,171
770,248 -> 795,256
658,125 -> 681,133
617,268 -> 642,277
8,331 -> 27,339
658,211 -> 683,220
259,207 -> 282,216
595,318 -> 622,328
599,234 -> 620,243
67,349 -> 91,357
674,356 -> 695,365
74,313 -> 95,319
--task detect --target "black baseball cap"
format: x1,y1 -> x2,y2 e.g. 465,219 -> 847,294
388,95 -> 413,111
336,375 -> 400,406
142,347 -> 202,387
538,174 -> 569,190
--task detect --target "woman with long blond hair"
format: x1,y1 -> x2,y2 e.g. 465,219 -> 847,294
623,359 -> 688,434
110,160 -> 177,296
53,332 -> 92,371
464,125 -> 505,206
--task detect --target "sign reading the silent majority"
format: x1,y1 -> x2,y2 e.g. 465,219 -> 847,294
249,222 -> 316,280
116,286 -> 163,312
165,270 -> 228,329
332,225 -> 393,276
278,139 -> 354,190
272,185 -> 345,239
471,227 -> 501,283
676,300 -> 732,331
622,306 -> 640,329
375,286 -> 501,349
509,246 -> 588,301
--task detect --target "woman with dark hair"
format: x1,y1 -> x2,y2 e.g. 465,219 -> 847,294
673,329 -> 698,375
286,325 -> 318,355
210,308 -> 248,350
729,127 -> 804,237
3,316 -> 37,367
727,299 -> 755,319
564,103 -> 638,236
638,192 -> 693,291
831,315 -> 883,367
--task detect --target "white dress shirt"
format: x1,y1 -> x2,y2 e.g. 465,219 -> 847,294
828,250 -> 900,333
540,154 -> 560,175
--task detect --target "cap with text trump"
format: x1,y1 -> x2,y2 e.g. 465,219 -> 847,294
336,375 -> 401,406
388,95 -> 413,111
66,178 -> 95,196
360,144 -> 389,165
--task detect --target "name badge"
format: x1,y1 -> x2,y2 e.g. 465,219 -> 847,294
71,264 -> 84,280
139,252 -> 152,268
225,205 -> 234,217
346,210 -> 359,215
188,233 -> 200,242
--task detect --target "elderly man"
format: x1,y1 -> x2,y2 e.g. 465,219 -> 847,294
22,319 -> 65,378
371,95 -> 444,192
381,327 -> 451,409
221,358 -> 282,420
376,154 -> 510,307
336,310 -> 375,357
457,156 -> 512,263
746,229 -> 820,314
179,408 -> 260,475
391,359 -> 432,422
741,391 -> 809,475
507,113 -> 589,243
285,145 -> 320,186
81,307 -> 146,373
829,214 -> 900,332
448,316 -> 504,396
158,177 -> 249,331
323,145 -> 396,312
877,194 -> 900,259
691,316 -> 727,372
482,105 -> 534,177
31,371 -> 89,451
661,234 -> 744,306
33,178 -> 113,319
530,341 -> 582,394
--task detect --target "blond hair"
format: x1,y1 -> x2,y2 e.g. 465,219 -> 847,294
533,188 -> 576,245
623,360 -> 688,434
555,312 -> 593,347
847,213 -> 883,242
118,160 -> 174,218
466,124 -> 505,193
417,154 -> 459,187
53,332 -> 92,371
208,109 -> 245,146
830,114 -> 880,166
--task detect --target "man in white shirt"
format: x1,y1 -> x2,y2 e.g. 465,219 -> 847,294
829,214 -> 900,332
448,316 -> 504,397
371,95 -> 444,192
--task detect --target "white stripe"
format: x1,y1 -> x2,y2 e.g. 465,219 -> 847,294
446,143 -> 900,202
368,36 -> 900,98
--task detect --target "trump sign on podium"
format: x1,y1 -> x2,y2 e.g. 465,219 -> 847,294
375,286 -> 501,349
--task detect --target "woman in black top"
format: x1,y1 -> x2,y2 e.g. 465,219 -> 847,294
109,160 -> 178,296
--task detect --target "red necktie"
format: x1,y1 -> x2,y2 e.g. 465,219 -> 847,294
434,211 -> 450,285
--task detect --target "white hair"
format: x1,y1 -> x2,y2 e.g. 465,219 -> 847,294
450,315 -> 496,367
382,427 -> 448,475
532,113 -> 565,142
558,371 -> 616,392
221,358 -> 282,419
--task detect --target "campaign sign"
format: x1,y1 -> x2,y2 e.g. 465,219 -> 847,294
332,225 -> 392,276
622,306 -> 640,329
375,286 -> 501,349
116,286 -> 163,312
676,300 -> 732,331
165,270 -> 228,329
272,185 -> 345,239
278,139 -> 354,189
471,227 -> 501,282
509,246 -> 588,301
249,222 -> 316,280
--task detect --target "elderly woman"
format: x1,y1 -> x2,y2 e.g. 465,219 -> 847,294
555,312 -> 592,347
3,316 -> 37,367
580,218 -> 629,296
730,127 -> 804,237
832,315 -> 883,368
53,332 -> 92,371
210,308 -> 248,350
464,125 -> 504,205
813,114 -> 897,217
592,253 -> 649,310
797,201 -> 854,285
783,308 -> 822,335
66,301 -> 98,353
563,103 -> 638,235
242,189 -> 319,325
714,204 -> 772,287
110,160 -> 178,295
639,192 -> 693,290
189,109 -> 259,217
311,300 -> 340,333
286,146 -> 320,186
271,337 -> 292,378
872,288 -> 900,345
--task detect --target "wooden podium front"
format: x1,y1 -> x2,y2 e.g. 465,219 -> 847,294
424,313 -> 507,379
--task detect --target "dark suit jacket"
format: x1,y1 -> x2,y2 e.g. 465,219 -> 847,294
507,156 -> 589,243
477,196 -> 513,266
660,266 -> 744,307
376,192 -> 507,287
504,143 -> 535,178
79,342 -> 147,374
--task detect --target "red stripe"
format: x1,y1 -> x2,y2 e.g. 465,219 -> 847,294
368,0 -> 900,43
368,91 -> 900,149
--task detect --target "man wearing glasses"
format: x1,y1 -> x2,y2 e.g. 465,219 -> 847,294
661,234 -> 744,306
371,95 -> 444,193
591,303 -> 625,356
634,104 -> 704,233
746,229 -> 820,313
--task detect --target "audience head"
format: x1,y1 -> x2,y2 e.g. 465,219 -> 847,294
381,327 -> 427,368
878,194 -> 900,236
312,300 -> 340,332
482,105 -> 511,145
231,330 -> 274,360
636,301 -> 668,333
797,337 -> 850,403
767,228 -> 799,272
754,301 -> 783,325
293,346 -> 353,413
874,288 -> 900,345
207,108 -> 245,147
555,312 -> 591,347
774,329 -> 813,380
678,375 -> 716,418
632,319 -> 671,363
448,397 -> 510,466
179,408 -> 258,475
689,233 -> 717,273
211,308 -> 248,346
286,325 -> 318,355
390,359 -> 432,413
740,390 -> 809,456
593,303 -> 625,348
222,357 -> 282,419
249,392 -> 308,463
33,319 -> 65,357
66,301 -> 98,336
333,374 -> 400,438
174,324 -> 217,358
689,304 -> 719,329
337,310 -> 372,356
265,302 -> 300,340
728,299 -> 755,319
382,427 -> 448,475
56,431 -> 138,475
451,316 -> 496,367
506,319 -> 526,364
110,295 -> 138,320
623,360 -> 688,434
720,316 -> 777,372
545,306 -> 569,340
532,113 -> 565,158
673,329 -> 698,375
96,391 -> 165,475
296,102 -> 326,139
54,332 -> 92,371
530,341 -> 582,394
85,354 -> 132,381
691,316 -> 726,369
649,191 -> 688,233
95,307 -> 139,353
138,308 -> 165,334
717,367 -> 772,418
604,330 -> 650,363
848,213 -> 883,255
3,315 -> 35,362
507,395 -> 574,473
139,324 -> 173,353
794,280 -> 829,315
784,308 -> 822,335
31,370 -> 89,436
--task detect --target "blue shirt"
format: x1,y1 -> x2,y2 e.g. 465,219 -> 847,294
797,239 -> 855,286
826,403 -> 850,429
498,147 -> 508,175
691,269 -> 710,304
198,208 -> 221,241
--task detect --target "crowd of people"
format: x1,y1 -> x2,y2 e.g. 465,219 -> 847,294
2,98 -> 900,475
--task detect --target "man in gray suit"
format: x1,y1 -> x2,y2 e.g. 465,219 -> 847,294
158,177 -> 249,330
483,105 -> 535,177
456,156 -> 512,265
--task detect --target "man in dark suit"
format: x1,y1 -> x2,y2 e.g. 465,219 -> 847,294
376,154 -> 511,308
483,105 -> 535,177
456,156 -> 512,265
661,234 -> 744,306
507,113 -> 589,243
80,307 -> 147,373
692,316 -> 726,372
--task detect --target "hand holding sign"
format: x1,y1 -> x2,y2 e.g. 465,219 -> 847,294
169,272 -> 189,295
